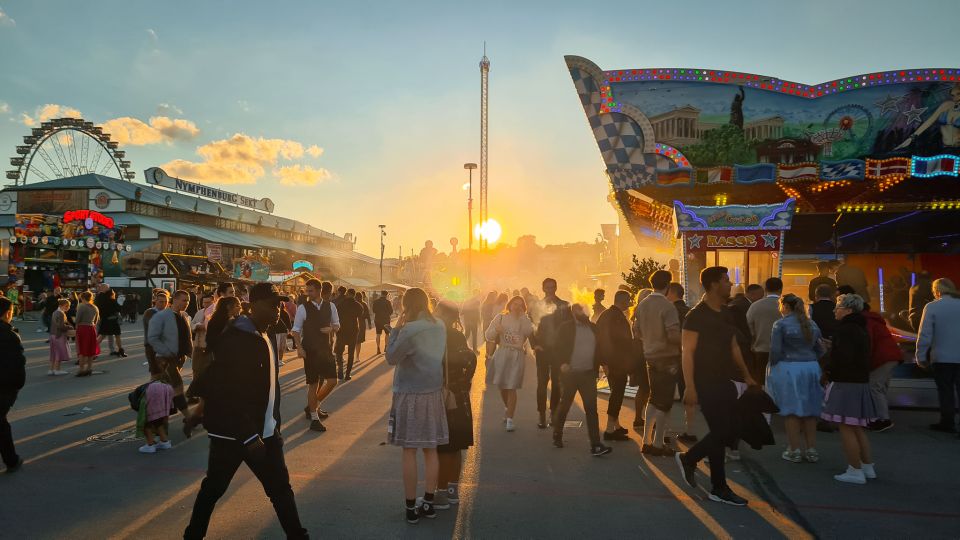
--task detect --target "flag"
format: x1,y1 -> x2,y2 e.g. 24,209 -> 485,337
778,163 -> 818,181
734,163 -> 776,184
655,168 -> 693,186
820,159 -> 866,181
911,155 -> 959,177
866,158 -> 911,179
706,166 -> 733,183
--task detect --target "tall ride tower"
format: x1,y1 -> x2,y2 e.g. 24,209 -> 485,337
479,45 -> 490,251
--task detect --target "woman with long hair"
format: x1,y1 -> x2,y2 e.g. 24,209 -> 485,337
433,301 -> 477,509
98,289 -> 126,358
74,291 -> 100,376
206,296 -> 242,352
822,294 -> 878,484
485,295 -> 536,432
385,287 -> 448,523
766,293 -> 826,463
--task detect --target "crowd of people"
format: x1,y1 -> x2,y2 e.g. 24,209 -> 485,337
2,262 -> 959,533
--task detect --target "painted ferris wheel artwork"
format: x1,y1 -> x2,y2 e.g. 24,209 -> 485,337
6,117 -> 136,185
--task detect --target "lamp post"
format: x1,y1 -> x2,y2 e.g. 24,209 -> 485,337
379,225 -> 386,285
464,163 -> 477,290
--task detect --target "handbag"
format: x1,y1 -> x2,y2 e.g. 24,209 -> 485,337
66,328 -> 76,338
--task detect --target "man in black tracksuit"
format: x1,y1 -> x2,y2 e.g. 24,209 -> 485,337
184,283 -> 308,539
0,297 -> 26,473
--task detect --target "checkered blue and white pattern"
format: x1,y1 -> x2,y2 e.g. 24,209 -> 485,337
570,67 -> 657,174
608,166 -> 656,190
820,159 -> 866,181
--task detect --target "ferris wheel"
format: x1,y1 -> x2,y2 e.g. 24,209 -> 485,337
6,117 -> 135,185
822,104 -> 874,144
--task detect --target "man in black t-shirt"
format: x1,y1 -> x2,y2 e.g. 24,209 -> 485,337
675,266 -> 755,507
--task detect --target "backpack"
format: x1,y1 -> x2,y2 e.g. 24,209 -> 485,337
128,381 -> 153,411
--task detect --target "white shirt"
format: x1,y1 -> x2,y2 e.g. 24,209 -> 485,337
261,331 -> 278,439
292,300 -> 340,334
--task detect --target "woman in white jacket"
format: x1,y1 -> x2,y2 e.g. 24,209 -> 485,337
485,295 -> 536,432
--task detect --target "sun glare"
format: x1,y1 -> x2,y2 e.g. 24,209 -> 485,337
473,218 -> 502,244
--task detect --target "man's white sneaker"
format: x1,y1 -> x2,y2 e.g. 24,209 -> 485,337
862,462 -> 877,479
505,418 -> 515,432
53,370 -> 69,376
138,444 -> 157,454
155,441 -> 173,450
834,466 -> 866,484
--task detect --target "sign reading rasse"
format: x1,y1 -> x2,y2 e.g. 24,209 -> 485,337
683,231 -> 780,251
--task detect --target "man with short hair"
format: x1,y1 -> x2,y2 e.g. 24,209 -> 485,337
808,261 -> 838,302
666,281 -> 696,442
533,278 -> 571,428
184,283 -> 308,540
372,290 -> 393,354
590,288 -> 606,324
634,270 -> 681,456
292,279 -> 340,433
675,266 -> 756,506
595,289 -> 634,442
335,288 -> 363,380
147,290 -> 193,417
143,290 -> 170,373
0,297 -> 26,473
552,304 -> 612,457
810,283 -> 839,340
916,278 -> 960,434
745,277 -> 783,385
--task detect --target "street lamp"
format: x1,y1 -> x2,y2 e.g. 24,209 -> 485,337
379,225 -> 386,285
463,163 -> 477,290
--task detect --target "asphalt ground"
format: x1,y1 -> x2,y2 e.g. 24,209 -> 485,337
2,316 -> 959,539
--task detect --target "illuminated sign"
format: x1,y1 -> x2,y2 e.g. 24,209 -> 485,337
684,231 -> 780,251
63,210 -> 114,229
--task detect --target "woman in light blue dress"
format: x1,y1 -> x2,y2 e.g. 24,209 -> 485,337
766,293 -> 826,464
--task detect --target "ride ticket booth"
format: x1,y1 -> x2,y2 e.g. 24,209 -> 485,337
673,198 -> 796,303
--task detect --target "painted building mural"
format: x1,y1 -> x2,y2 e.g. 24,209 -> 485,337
566,56 -> 960,191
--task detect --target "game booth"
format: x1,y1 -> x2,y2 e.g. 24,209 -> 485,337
566,56 -> 960,408
146,253 -> 232,294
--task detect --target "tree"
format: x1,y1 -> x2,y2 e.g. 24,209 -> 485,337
621,255 -> 666,295
682,124 -> 757,168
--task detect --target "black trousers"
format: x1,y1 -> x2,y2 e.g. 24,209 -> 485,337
933,363 -> 960,428
335,338 -> 357,379
184,436 -> 307,540
0,391 -> 19,468
553,370 -> 601,447
607,370 -> 628,419
536,351 -> 561,414
463,317 -> 479,351
684,382 -> 737,490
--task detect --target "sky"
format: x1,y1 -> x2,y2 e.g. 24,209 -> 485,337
1,0 -> 959,258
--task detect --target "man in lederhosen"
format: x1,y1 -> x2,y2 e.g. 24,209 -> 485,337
292,279 -> 340,433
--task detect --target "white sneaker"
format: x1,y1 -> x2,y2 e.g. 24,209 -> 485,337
47,370 -> 55,376
53,370 -> 69,376
505,418 -> 515,432
726,450 -> 741,461
155,441 -> 173,450
862,462 -> 877,479
138,444 -> 157,454
834,466 -> 866,484
781,448 -> 802,463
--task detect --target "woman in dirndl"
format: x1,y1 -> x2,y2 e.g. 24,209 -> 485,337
485,295 -> 535,432
822,293 -> 878,484
385,287 -> 449,524
74,291 -> 100,377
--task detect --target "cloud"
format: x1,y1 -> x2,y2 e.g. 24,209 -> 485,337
100,116 -> 199,146
161,133 -> 330,185
237,100 -> 250,112
156,102 -> 183,116
307,144 -> 323,158
0,102 -> 9,114
275,165 -> 332,186
146,28 -> 158,42
21,104 -> 83,126
0,8 -> 14,26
